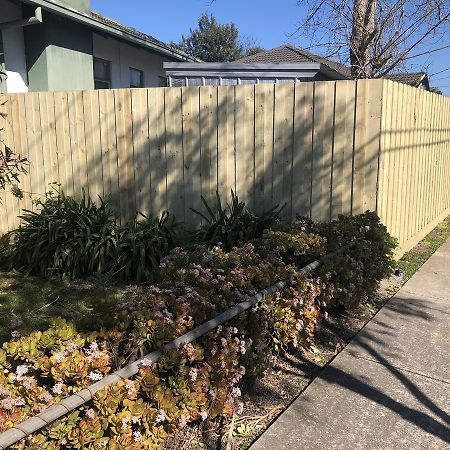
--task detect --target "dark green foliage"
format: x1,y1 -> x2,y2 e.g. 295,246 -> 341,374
0,233 -> 9,268
113,212 -> 180,282
8,190 -> 118,278
5,187 -> 395,296
191,190 -> 283,251
179,13 -> 244,62
6,190 -> 179,282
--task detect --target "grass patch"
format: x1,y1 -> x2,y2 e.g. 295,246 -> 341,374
396,217 -> 450,280
0,272 -> 128,343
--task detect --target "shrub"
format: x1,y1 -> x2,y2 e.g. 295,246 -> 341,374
0,240 -> 324,449
7,189 -> 118,279
256,228 -> 326,268
310,212 -> 397,309
6,190 -> 180,282
113,212 -> 180,282
0,233 -> 9,268
0,211 -> 395,448
192,190 -> 283,251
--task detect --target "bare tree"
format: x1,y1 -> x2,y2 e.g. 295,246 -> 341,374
296,0 -> 450,78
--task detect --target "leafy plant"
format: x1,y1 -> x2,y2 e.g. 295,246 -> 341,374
0,233 -> 9,268
7,188 -> 118,278
112,212 -> 180,282
0,212 -> 395,448
0,99 -> 28,202
311,212 -> 397,309
233,423 -> 253,437
6,189 -> 183,282
192,190 -> 283,251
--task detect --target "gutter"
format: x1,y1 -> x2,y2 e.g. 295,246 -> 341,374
0,240 -> 358,449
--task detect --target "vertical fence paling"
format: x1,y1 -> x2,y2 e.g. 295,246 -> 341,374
376,81 -> 450,255
1,80 -> 450,256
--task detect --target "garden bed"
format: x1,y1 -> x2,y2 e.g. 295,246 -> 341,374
0,188 -> 445,449
164,216 -> 450,450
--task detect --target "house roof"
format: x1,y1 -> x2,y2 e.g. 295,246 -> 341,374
21,0 -> 196,61
384,72 -> 430,89
89,11 -> 188,59
237,45 -> 430,90
236,44 -> 352,79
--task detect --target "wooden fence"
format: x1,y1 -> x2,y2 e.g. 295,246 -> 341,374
1,79 -> 449,256
378,81 -> 450,255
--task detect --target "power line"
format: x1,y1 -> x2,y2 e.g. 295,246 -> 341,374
430,66 -> 450,77
431,74 -> 450,82
405,44 -> 450,61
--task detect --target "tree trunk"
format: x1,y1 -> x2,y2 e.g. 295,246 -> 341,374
350,0 -> 377,78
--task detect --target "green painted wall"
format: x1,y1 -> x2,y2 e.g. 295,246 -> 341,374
24,9 -> 94,92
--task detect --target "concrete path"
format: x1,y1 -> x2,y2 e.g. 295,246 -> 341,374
251,239 -> 450,449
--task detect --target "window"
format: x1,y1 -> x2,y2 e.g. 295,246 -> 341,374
93,57 -> 111,89
130,67 -> 144,88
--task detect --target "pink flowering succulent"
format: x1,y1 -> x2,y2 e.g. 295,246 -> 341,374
0,212 -> 394,448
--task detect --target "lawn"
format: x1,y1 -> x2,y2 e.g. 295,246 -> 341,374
397,217 -> 450,280
0,273 -> 129,344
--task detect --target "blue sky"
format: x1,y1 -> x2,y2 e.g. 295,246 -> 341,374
91,0 -> 450,96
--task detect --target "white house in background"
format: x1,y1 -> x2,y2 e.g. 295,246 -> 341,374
0,0 -> 195,93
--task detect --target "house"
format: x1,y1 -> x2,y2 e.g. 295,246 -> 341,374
164,44 -> 431,90
164,44 -> 349,87
0,0 -> 195,93
384,72 -> 430,91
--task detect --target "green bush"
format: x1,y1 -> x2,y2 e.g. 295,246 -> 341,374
0,233 -> 9,268
192,190 -> 283,251
7,190 -> 118,279
6,190 -> 180,282
113,212 -> 180,282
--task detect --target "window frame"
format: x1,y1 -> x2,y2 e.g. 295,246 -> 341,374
129,67 -> 144,88
93,57 -> 112,90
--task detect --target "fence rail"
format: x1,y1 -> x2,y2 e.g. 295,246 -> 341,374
1,79 -> 450,256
